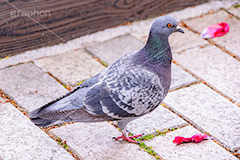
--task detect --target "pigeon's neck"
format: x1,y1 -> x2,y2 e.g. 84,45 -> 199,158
134,31 -> 172,66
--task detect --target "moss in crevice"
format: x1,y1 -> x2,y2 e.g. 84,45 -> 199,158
136,141 -> 162,160
131,128 -> 179,159
56,136 -> 69,150
234,3 -> 240,8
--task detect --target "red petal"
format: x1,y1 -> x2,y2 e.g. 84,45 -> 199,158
173,134 -> 210,145
191,133 -> 209,143
173,136 -> 187,145
214,22 -> 229,37
201,22 -> 229,39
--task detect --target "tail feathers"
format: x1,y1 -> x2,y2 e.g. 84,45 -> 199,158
30,117 -> 58,127
29,91 -> 83,127
29,92 -> 113,127
29,106 -> 58,127
29,106 -> 43,119
29,104 -> 75,127
29,107 -> 106,127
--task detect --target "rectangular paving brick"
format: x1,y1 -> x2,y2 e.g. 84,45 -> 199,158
35,50 -> 105,86
0,63 -> 68,112
169,27 -> 208,53
0,103 -> 74,160
86,35 -> 144,65
170,63 -> 197,90
173,45 -> 240,103
146,125 -> 238,160
127,105 -> 187,135
163,83 -> 240,151
50,122 -> 155,160
184,10 -> 240,58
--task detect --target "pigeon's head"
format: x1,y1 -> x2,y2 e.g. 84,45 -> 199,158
151,16 -> 184,37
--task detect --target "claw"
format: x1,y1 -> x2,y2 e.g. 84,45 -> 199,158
128,134 -> 143,139
114,130 -> 142,143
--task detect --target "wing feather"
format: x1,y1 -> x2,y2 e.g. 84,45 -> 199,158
83,54 -> 166,119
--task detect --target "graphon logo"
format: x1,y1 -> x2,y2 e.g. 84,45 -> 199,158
10,9 -> 51,18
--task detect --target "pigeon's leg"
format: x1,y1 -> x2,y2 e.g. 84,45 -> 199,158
114,129 -> 142,143
114,119 -> 142,143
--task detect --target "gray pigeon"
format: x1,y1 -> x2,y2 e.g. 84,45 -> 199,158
29,16 -> 184,143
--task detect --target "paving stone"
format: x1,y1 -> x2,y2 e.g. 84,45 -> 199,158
168,0 -> 238,22
50,122 -> 155,160
35,50 -> 105,86
145,125 -> 238,160
184,10 -> 240,58
163,83 -> 240,151
173,45 -> 240,103
127,105 -> 187,135
86,35 -> 144,65
0,63 -> 68,112
129,18 -> 154,42
229,6 -> 240,17
0,103 -> 74,160
170,63 -> 197,90
169,27 -> 208,53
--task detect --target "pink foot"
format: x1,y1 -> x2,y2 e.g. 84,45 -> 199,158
114,131 -> 142,143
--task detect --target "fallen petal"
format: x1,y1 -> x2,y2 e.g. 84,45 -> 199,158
191,133 -> 210,143
173,133 -> 211,145
173,136 -> 187,145
201,22 -> 229,39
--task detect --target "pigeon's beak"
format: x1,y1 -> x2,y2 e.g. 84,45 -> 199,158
176,25 -> 184,34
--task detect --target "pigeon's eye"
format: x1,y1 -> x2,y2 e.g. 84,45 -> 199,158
167,23 -> 173,28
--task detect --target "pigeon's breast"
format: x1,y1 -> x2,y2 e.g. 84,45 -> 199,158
143,61 -> 172,95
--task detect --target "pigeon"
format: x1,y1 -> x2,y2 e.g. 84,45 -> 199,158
29,16 -> 184,143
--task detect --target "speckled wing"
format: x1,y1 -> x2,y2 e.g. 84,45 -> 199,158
83,59 -> 165,120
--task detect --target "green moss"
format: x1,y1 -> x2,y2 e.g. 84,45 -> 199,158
138,134 -> 155,141
135,141 -> 160,159
62,84 -> 68,88
77,80 -> 85,86
130,128 -> 179,159
135,128 -> 180,142
100,60 -> 108,67
56,137 -> 69,150
171,128 -> 179,131
234,3 -> 240,8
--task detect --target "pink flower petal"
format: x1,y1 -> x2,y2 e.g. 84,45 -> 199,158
191,133 -> 209,143
201,22 -> 229,39
173,133 -> 211,145
173,136 -> 187,145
